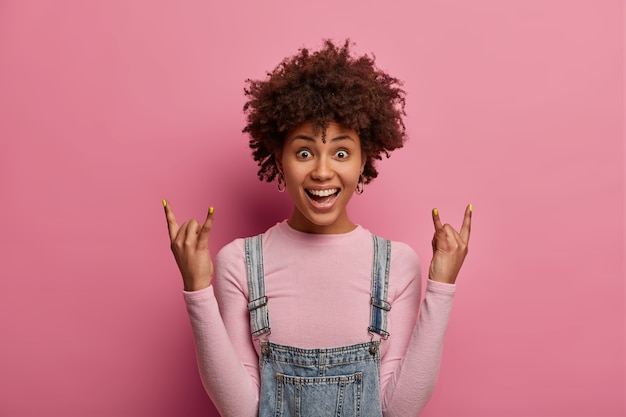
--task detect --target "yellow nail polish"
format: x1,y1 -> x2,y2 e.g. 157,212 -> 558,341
162,199 -> 167,208
433,208 -> 438,216
469,203 -> 473,212
209,207 -> 214,215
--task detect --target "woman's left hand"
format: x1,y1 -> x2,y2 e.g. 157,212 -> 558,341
428,204 -> 472,284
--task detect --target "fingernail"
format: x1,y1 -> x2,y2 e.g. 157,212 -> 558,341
162,199 -> 167,208
433,208 -> 438,216
208,207 -> 214,215
469,203 -> 473,212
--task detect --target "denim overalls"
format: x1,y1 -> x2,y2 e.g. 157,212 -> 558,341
244,234 -> 392,417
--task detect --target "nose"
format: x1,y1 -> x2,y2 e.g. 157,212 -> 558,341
311,156 -> 334,181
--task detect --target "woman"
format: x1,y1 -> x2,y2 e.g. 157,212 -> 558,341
164,39 -> 471,417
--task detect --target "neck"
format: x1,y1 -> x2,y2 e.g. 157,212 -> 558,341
287,209 -> 357,234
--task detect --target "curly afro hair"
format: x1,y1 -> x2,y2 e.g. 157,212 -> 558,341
243,39 -> 407,184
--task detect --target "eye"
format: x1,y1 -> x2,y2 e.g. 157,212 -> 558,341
335,149 -> 349,159
296,149 -> 312,159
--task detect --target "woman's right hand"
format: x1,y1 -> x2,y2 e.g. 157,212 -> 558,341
163,200 -> 215,291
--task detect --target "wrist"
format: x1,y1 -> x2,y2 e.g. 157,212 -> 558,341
184,282 -> 211,292
428,275 -> 456,285
182,275 -> 212,292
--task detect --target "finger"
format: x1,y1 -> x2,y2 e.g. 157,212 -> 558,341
163,199 -> 179,242
432,208 -> 443,232
460,203 -> 472,243
453,228 -> 469,254
197,207 -> 215,249
184,219 -> 200,246
173,220 -> 189,245
440,224 -> 460,249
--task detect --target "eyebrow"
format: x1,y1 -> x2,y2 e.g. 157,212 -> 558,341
290,134 -> 355,143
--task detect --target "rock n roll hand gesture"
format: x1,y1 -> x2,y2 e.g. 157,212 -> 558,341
163,200 -> 215,292
162,200 -> 470,288
428,204 -> 472,284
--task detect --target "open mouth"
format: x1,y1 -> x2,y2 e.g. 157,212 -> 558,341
306,188 -> 340,207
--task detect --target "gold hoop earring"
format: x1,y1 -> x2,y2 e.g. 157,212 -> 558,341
355,175 -> 364,195
277,174 -> 286,193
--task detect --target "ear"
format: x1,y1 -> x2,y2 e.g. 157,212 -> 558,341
274,152 -> 283,174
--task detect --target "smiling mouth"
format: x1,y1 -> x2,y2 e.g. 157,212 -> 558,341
306,188 -> 340,207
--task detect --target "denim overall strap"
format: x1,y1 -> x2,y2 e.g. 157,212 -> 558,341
368,235 -> 391,339
244,235 -> 271,337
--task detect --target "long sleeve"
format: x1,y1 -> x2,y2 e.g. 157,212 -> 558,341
183,247 -> 261,417
381,279 -> 455,416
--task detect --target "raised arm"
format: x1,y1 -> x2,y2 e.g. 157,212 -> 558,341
382,205 -> 472,416
163,201 -> 259,416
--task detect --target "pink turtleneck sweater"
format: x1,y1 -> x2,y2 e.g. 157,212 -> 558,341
183,220 -> 455,417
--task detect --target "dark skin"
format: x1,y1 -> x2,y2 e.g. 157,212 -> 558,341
429,205 -> 472,284
164,203 -> 215,292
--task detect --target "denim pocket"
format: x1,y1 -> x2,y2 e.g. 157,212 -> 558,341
274,371 -> 363,417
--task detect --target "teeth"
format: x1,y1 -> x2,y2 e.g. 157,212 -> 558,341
308,188 -> 338,197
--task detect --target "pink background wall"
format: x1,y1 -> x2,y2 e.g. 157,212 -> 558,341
0,1 -> 623,416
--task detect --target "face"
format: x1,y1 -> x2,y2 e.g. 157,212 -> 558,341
278,121 -> 365,234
